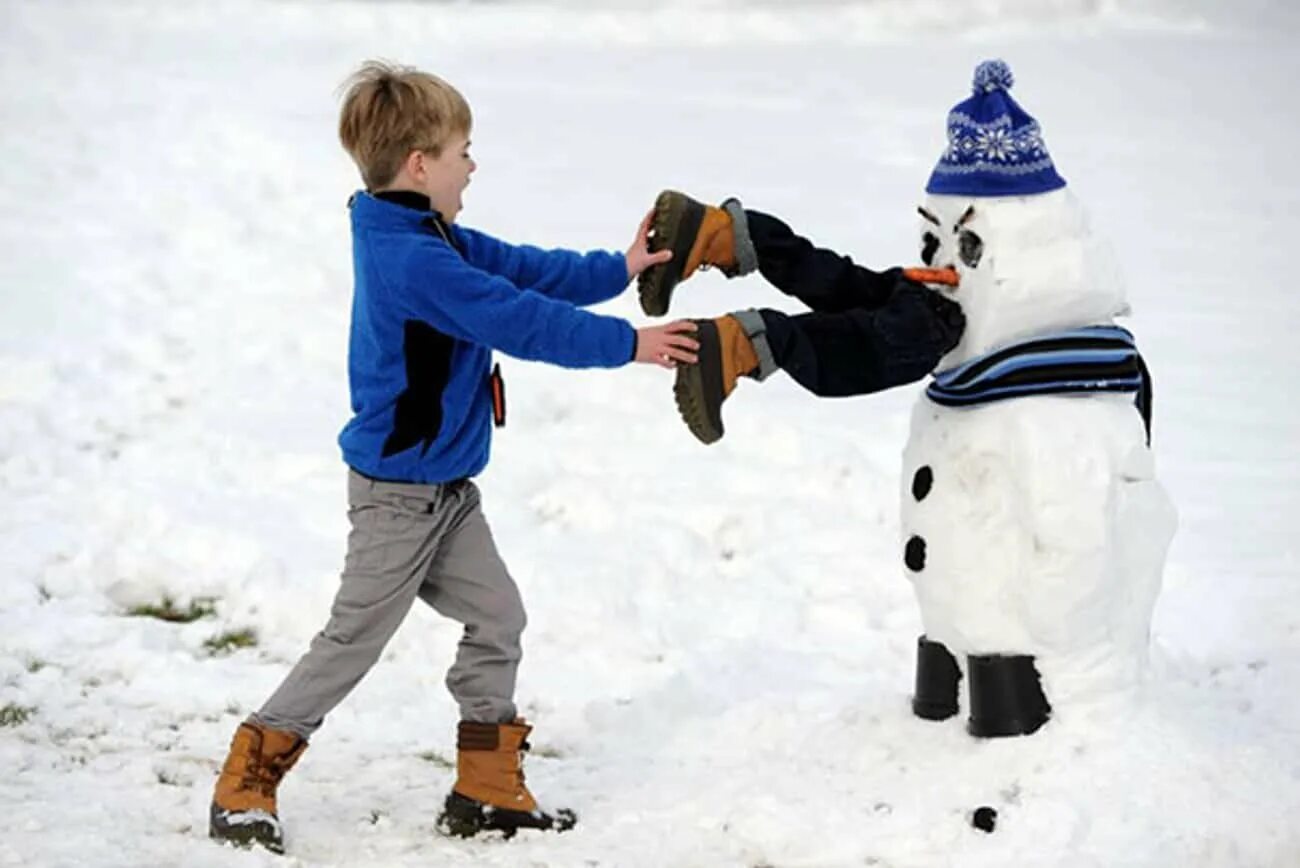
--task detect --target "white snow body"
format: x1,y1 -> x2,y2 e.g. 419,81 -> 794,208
902,189 -> 1177,702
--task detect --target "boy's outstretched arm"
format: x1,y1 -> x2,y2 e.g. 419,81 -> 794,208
451,210 -> 668,308
399,242 -> 696,369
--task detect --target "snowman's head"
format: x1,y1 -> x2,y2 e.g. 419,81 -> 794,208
919,59 -> 1127,368
918,188 -> 1128,369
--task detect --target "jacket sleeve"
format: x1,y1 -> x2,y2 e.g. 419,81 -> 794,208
388,241 -> 635,368
451,225 -> 629,307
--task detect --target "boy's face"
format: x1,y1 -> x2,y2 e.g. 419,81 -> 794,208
414,132 -> 475,221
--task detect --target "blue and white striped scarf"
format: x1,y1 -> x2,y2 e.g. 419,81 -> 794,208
926,325 -> 1152,442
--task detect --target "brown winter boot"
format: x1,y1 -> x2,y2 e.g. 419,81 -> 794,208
675,314 -> 760,445
638,190 -> 755,316
209,721 -> 307,854
438,719 -> 576,838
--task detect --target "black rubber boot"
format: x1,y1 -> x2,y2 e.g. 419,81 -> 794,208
638,190 -> 709,316
966,654 -> 1052,738
437,791 -> 577,839
912,635 -> 961,721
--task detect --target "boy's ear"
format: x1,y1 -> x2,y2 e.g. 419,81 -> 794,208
404,149 -> 426,180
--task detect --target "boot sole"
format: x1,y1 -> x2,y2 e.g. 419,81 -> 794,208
438,790 -> 576,839
209,804 -> 285,855
638,190 -> 706,317
674,318 -> 724,444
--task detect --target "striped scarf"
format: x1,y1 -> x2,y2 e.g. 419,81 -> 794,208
926,325 -> 1152,443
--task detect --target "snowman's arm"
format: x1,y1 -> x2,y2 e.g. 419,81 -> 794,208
1021,456 -> 1111,552
1003,420 -> 1136,639
1013,425 -> 1159,552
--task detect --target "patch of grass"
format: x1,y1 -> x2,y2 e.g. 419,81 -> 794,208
0,704 -> 36,727
418,750 -> 454,770
127,595 -> 217,623
531,745 -> 565,759
203,628 -> 258,656
25,658 -> 46,674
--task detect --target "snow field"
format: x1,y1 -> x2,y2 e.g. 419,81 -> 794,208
1,2 -> 1299,866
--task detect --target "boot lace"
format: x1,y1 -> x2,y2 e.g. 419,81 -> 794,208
239,734 -> 303,797
240,763 -> 276,797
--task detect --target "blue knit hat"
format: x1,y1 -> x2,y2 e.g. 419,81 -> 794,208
925,59 -> 1066,197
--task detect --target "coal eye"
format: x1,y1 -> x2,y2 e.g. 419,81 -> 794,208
921,231 -> 939,266
958,230 -> 983,268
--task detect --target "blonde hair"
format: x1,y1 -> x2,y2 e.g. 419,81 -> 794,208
338,60 -> 472,190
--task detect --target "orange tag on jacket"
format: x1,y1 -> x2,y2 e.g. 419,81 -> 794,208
490,363 -> 506,428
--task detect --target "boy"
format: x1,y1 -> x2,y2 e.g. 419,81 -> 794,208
637,192 -> 965,443
209,61 -> 698,854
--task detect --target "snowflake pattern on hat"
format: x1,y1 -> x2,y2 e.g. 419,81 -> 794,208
926,60 -> 1066,196
939,113 -> 1053,176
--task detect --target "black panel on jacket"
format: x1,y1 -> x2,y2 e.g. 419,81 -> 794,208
381,321 -> 456,458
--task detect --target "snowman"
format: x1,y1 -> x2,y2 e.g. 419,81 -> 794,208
901,60 -> 1177,737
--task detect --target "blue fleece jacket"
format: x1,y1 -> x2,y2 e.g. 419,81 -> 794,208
339,191 -> 634,483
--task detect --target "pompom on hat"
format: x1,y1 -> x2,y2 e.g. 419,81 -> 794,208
925,59 -> 1067,197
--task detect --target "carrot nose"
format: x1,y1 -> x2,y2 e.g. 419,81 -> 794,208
903,266 -> 960,288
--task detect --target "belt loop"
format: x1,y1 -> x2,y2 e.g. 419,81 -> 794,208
441,480 -> 452,511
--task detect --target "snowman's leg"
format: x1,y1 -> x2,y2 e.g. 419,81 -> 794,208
754,290 -> 961,397
671,306 -> 905,441
965,654 -> 1052,738
745,210 -> 899,313
912,635 -> 961,721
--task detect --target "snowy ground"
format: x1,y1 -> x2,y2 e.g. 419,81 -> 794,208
2,1 -> 1299,866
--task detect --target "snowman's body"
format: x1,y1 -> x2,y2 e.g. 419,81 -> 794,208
903,188 -> 1177,727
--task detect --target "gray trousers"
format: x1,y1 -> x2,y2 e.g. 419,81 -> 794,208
252,470 -> 525,739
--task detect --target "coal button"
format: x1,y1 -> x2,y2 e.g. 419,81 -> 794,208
905,535 -> 926,571
912,466 -> 933,501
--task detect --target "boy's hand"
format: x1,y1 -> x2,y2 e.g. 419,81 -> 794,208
635,320 -> 699,369
625,208 -> 673,280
